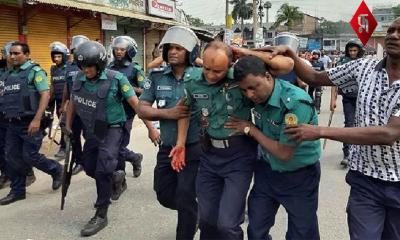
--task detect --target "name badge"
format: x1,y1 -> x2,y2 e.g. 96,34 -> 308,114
157,85 -> 172,91
251,109 -> 261,119
193,93 -> 209,99
158,99 -> 166,108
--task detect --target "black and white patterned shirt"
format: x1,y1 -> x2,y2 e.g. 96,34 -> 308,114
327,57 -> 400,182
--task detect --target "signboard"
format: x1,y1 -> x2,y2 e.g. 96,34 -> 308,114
101,14 -> 117,31
298,37 -> 308,49
148,0 -> 176,19
76,0 -> 146,13
307,39 -> 321,51
255,28 -> 264,48
349,0 -> 377,46
232,32 -> 243,46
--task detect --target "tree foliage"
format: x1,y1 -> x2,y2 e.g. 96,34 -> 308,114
229,0 -> 253,30
273,3 -> 303,30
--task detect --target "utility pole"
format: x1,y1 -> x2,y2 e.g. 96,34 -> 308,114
226,0 -> 229,28
252,0 -> 258,43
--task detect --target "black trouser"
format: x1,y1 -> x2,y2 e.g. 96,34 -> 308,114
72,115 -> 83,165
308,87 -> 322,111
342,96 -> 356,158
154,143 -> 201,240
0,122 -> 6,174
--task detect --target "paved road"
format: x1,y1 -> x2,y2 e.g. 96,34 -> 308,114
0,89 -> 351,240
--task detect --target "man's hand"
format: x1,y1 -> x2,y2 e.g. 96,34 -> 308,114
148,128 -> 161,146
284,124 -> 322,142
169,146 -> 186,172
62,125 -> 73,143
28,119 -> 41,136
264,45 -> 296,59
330,102 -> 337,112
231,47 -> 252,61
224,117 -> 253,136
167,98 -> 190,119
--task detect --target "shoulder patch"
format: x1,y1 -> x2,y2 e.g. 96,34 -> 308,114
35,74 -> 44,83
284,113 -> 298,126
143,79 -> 152,90
138,75 -> 145,82
122,84 -> 130,93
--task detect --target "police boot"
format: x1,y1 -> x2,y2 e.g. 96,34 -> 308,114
51,166 -> 63,190
80,206 -> 108,237
111,170 -> 126,201
72,163 -> 84,175
0,173 -> 10,189
131,153 -> 143,178
26,170 -> 36,187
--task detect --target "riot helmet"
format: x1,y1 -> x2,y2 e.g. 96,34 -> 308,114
74,41 -> 107,71
49,41 -> 69,64
3,41 -> 16,57
311,50 -> 321,58
159,26 -> 200,65
70,35 -> 89,52
345,39 -> 365,59
112,36 -> 138,61
274,32 -> 299,52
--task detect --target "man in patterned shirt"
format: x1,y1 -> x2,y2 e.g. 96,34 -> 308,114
269,17 -> 400,239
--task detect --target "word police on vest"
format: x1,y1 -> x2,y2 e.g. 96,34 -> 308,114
73,95 -> 97,108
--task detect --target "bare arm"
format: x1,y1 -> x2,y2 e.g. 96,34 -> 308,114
28,90 -> 51,135
330,87 -> 338,111
137,99 -> 189,121
65,99 -> 75,133
147,56 -> 164,69
269,46 -> 335,87
285,116 -> 400,146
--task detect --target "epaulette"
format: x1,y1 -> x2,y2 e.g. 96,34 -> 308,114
183,67 -> 202,83
32,65 -> 42,72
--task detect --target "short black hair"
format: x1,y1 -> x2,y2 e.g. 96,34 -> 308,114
234,55 -> 270,81
11,41 -> 30,54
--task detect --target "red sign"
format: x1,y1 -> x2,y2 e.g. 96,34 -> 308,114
350,1 -> 377,46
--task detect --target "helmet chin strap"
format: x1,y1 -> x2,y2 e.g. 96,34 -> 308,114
115,56 -> 130,66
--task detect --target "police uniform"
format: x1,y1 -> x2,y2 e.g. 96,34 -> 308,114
65,60 -> 84,169
0,60 -> 62,200
309,59 -> 325,112
140,66 -> 201,240
49,63 -> 67,150
107,60 -> 145,173
72,68 -> 135,209
0,66 -> 8,187
184,67 -> 257,239
247,79 -> 321,240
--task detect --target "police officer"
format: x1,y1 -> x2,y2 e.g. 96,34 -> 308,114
308,50 -> 325,114
49,41 -> 69,158
330,39 -> 365,167
228,55 -> 321,240
0,43 -> 10,189
61,35 -> 89,175
107,36 -> 145,184
171,41 -> 293,239
0,42 -> 62,205
138,26 -> 202,240
64,41 -> 158,237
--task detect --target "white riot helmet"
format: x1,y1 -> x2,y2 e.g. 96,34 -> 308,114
112,36 -> 138,60
49,41 -> 69,64
70,35 -> 89,52
159,26 -> 200,65
274,32 -> 299,52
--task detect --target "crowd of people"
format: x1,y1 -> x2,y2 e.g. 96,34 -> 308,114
0,16 -> 398,240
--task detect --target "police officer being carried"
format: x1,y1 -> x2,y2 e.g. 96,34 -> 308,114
107,36 -> 145,183
330,39 -> 365,167
0,41 -> 62,205
49,41 -> 69,158
61,35 -> 89,175
138,26 -> 202,240
227,55 -> 321,240
171,41 -> 293,239
64,41 -> 159,237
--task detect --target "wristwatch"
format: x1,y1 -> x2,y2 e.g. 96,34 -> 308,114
244,126 -> 251,136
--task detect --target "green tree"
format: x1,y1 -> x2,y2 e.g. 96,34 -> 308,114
273,3 -> 303,30
186,14 -> 206,27
393,4 -> 400,18
229,0 -> 253,31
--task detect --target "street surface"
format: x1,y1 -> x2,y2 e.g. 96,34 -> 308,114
0,89 -> 351,240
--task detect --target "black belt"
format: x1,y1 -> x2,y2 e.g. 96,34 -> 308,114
6,116 -> 34,124
108,123 -> 123,128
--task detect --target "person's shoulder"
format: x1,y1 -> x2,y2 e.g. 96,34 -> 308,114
278,79 -> 313,110
183,67 -> 203,83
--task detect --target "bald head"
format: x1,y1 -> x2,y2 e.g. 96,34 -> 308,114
202,41 -> 232,84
